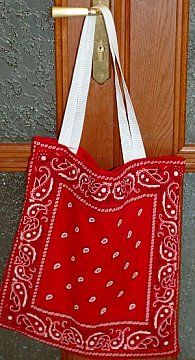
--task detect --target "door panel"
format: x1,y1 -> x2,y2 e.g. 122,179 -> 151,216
129,0 -> 176,156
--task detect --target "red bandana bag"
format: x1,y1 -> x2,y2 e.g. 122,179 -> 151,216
0,5 -> 185,358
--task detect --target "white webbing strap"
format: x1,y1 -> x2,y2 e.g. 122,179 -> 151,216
69,15 -> 134,162
58,17 -> 96,150
58,5 -> 146,162
97,5 -> 146,160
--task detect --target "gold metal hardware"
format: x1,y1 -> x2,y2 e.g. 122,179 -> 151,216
92,0 -> 110,84
51,1 -> 110,85
51,7 -> 101,18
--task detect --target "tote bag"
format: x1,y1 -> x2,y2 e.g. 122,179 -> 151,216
0,5 -> 185,358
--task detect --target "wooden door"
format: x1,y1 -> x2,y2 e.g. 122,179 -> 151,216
0,0 -> 193,359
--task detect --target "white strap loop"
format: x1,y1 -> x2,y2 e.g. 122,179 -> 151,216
58,5 -> 146,162
97,5 -> 146,160
58,17 -> 96,151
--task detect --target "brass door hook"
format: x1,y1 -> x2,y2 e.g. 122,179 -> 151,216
51,1 -> 110,85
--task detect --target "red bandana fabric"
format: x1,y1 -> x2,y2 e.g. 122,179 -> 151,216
0,136 -> 185,358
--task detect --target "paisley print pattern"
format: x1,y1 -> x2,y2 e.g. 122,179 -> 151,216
0,137 -> 185,358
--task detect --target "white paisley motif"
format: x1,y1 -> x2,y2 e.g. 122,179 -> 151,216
30,167 -> 53,202
160,236 -> 177,262
109,329 -> 128,349
47,318 -> 84,347
14,265 -> 34,287
20,218 -> 43,242
86,332 -> 113,351
15,244 -> 36,267
158,263 -> 177,289
137,169 -> 169,187
62,326 -> 84,348
16,244 -> 36,267
47,318 -> 64,341
26,201 -> 52,222
74,173 -> 112,201
17,313 -> 47,336
154,304 -> 174,338
126,331 -> 159,349
162,182 -> 179,219
158,215 -> 178,237
51,158 -> 80,180
112,174 -> 138,200
153,288 -> 174,307
10,281 -> 28,312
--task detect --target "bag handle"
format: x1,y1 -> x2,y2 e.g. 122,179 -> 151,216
58,5 -> 146,162
58,17 -> 96,152
98,5 -> 146,160
67,15 -> 135,162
